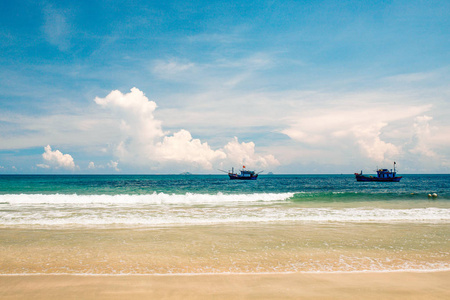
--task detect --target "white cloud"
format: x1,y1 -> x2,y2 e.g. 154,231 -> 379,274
107,161 -> 120,172
151,54 -> 272,87
94,88 -> 279,170
156,130 -> 226,169
281,97 -> 431,163
152,60 -> 195,79
95,87 -> 164,144
42,4 -> 71,51
88,161 -> 95,169
409,115 -> 438,158
223,137 -> 279,169
36,164 -> 50,169
396,115 -> 450,170
352,122 -> 400,161
385,71 -> 436,83
0,110 -> 119,151
42,145 -> 76,170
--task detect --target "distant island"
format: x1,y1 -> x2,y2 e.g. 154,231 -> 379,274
179,172 -> 192,175
267,172 -> 274,175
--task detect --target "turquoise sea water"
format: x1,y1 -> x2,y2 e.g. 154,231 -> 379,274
1,174 -> 449,226
1,174 -> 449,274
1,174 -> 449,196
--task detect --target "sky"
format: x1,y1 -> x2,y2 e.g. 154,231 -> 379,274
0,0 -> 449,174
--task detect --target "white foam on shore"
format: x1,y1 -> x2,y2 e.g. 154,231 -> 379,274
1,206 -> 449,226
0,192 -> 295,205
1,193 -> 450,227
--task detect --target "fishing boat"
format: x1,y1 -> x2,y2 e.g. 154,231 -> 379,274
355,162 -> 402,182
223,166 -> 260,180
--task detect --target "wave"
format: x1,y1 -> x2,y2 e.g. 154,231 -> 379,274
290,191 -> 449,202
2,190 -> 447,206
1,207 -> 449,226
1,192 -> 449,227
0,192 -> 295,205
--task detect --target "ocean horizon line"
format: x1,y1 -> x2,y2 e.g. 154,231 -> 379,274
1,173 -> 450,176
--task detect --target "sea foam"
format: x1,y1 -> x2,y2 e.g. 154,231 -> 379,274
0,192 -> 295,205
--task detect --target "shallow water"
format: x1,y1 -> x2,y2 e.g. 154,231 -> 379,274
0,174 -> 449,274
1,224 -> 448,274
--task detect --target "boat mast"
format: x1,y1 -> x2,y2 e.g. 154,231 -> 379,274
394,161 -> 396,173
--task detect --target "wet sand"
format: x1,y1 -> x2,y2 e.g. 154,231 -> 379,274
2,224 -> 449,274
1,224 -> 449,298
1,271 -> 449,300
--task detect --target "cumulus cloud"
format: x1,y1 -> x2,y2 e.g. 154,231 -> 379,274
223,137 -> 279,169
409,115 -> 438,158
281,100 -> 431,163
88,162 -> 95,169
95,87 -> 164,141
42,145 -> 76,170
351,122 -> 400,161
95,88 -> 278,170
156,130 -> 226,169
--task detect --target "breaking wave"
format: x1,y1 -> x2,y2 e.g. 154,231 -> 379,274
0,192 -> 295,205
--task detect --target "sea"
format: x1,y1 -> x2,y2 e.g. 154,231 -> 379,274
1,174 -> 449,275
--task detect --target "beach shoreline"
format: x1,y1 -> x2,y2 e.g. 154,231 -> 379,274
2,175 -> 449,299
1,271 -> 449,299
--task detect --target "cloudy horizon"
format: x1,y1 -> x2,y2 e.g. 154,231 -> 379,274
1,1 -> 449,174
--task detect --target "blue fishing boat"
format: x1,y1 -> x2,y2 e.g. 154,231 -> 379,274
226,166 -> 260,180
355,162 -> 402,182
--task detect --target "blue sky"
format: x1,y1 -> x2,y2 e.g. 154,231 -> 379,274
1,0 -> 449,174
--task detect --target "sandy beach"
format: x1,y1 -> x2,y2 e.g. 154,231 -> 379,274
2,176 -> 450,299
1,271 -> 449,299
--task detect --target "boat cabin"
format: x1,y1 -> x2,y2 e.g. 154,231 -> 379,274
377,169 -> 397,179
240,169 -> 256,177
